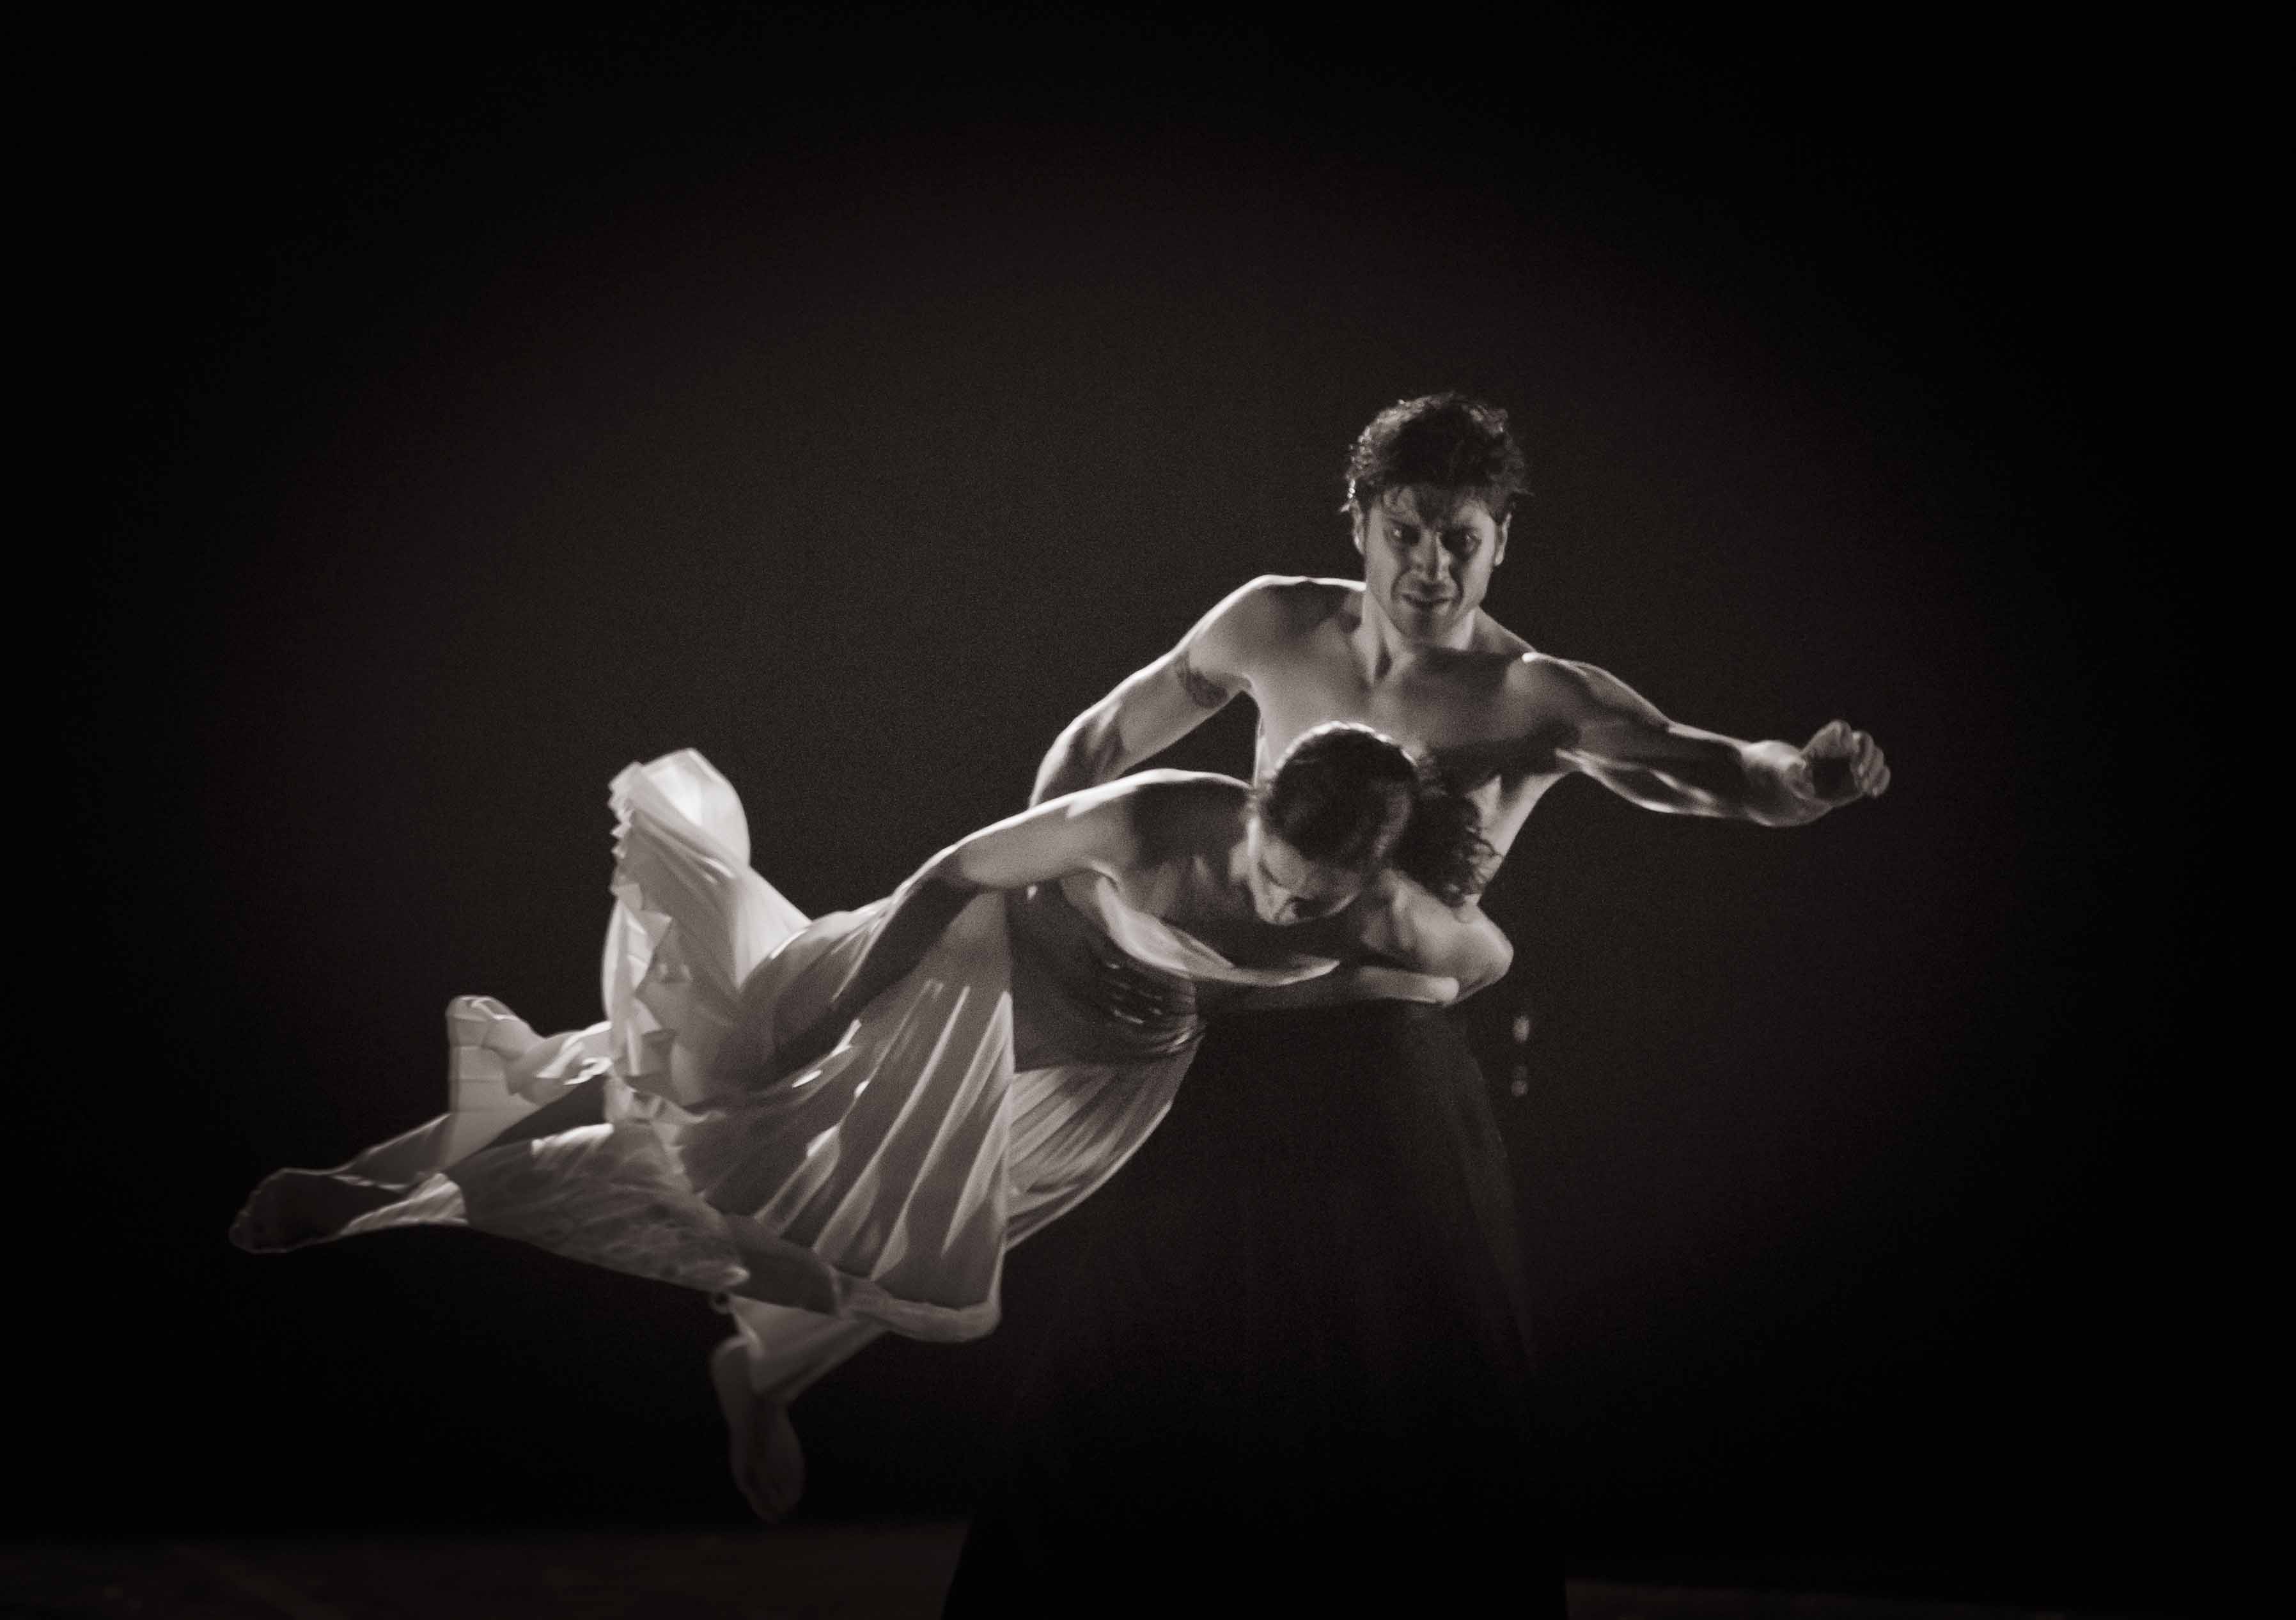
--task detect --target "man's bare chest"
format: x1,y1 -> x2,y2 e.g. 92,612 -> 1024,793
1249,657 -> 1524,779
1244,643 -> 1563,863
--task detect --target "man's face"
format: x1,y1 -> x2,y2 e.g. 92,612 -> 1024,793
1352,484 -> 1509,643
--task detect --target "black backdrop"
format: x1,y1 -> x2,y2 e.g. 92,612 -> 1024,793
39,9 -> 2214,1611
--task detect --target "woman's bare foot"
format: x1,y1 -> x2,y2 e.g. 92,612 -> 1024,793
710,1336 -> 805,1523
230,1169 -> 401,1252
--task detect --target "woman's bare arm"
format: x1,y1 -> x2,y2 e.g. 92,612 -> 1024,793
771,782 -> 1148,1071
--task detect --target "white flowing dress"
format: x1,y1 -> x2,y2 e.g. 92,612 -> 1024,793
243,750 -> 1334,1402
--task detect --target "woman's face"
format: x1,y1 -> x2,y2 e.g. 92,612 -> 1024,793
1244,814 -> 1367,925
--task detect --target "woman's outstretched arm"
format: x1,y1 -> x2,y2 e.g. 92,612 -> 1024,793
769,781 -> 1147,1073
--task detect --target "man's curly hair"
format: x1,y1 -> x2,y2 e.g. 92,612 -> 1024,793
1341,392 -> 1531,520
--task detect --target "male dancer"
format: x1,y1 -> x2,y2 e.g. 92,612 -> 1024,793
943,393 -> 1887,1612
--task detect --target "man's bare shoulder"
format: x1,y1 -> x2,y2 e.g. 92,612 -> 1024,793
1222,574 -> 1357,636
1417,614 -> 1536,697
1508,649 -> 1580,690
1191,577 -> 1355,685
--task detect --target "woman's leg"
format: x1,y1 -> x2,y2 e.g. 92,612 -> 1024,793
711,1297 -> 884,1521
231,1076 -> 613,1252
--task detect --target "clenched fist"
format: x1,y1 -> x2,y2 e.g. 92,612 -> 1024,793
1790,719 -> 1890,809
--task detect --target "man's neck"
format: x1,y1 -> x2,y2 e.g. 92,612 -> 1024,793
1347,591 -> 1483,682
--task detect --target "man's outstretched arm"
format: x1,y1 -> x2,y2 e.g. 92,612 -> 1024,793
1524,657 -> 1891,826
1031,576 -> 1279,805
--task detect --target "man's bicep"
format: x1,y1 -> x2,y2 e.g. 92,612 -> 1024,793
1065,648 -> 1232,780
1033,576 -> 1276,803
1110,577 -> 1280,749
1167,639 -> 1240,711
1173,573 -> 1283,692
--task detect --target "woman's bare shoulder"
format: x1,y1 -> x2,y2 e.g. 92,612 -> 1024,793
1105,770 -> 1248,864
1108,767 -> 1247,793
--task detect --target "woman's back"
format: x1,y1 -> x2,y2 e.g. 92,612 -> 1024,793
1091,770 -> 1382,975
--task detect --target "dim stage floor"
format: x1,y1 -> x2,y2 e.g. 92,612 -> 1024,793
4,1529 -> 2136,1619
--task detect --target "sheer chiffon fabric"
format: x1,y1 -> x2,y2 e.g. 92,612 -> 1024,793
246,750 -> 1331,1400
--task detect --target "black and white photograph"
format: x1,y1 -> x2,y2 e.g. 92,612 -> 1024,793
24,8 -> 2216,1617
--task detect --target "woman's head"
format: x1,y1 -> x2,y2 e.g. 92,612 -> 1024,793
1247,722 -> 1493,923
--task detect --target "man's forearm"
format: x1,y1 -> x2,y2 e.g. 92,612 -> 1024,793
1572,735 -> 1825,826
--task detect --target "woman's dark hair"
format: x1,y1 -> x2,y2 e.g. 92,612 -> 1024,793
1256,722 -> 1494,907
1341,391 -> 1531,520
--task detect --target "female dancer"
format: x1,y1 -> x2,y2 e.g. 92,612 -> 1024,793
233,722 -> 1502,1517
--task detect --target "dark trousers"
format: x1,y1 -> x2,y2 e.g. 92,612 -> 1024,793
946,1002 -> 1563,1615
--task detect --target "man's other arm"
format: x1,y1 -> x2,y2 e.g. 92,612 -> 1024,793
1030,576 -> 1282,806
1523,656 -> 1891,826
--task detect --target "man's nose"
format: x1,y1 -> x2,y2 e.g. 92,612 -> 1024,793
1408,541 -> 1447,579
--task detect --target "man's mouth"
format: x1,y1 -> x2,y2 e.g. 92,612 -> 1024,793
1399,591 -> 1452,611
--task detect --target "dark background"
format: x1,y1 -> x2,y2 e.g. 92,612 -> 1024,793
38,7 -> 2215,1612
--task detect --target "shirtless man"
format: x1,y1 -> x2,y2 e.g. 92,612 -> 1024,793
945,392 -> 1889,1615
1032,391 -> 1887,896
